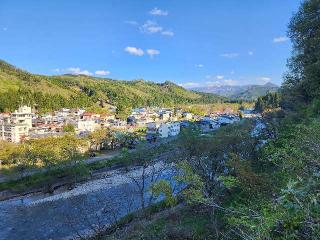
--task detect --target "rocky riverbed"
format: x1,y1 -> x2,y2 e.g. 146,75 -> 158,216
0,162 -> 176,240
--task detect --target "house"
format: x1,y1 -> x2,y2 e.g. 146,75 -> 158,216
146,122 -> 159,136
100,114 -> 115,121
132,108 -> 147,115
56,108 -> 71,117
73,108 -> 86,116
135,117 -> 153,127
110,119 -> 127,128
0,112 -> 11,119
146,122 -> 169,138
197,120 -> 216,131
217,115 -> 239,126
182,112 -> 193,120
160,112 -> 171,121
174,108 -> 183,119
76,120 -> 100,134
82,112 -> 101,120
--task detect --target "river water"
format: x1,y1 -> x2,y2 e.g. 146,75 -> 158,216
0,162 -> 177,240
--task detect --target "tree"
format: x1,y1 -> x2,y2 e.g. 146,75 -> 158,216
116,103 -> 131,120
282,0 -> 320,110
63,124 -> 75,133
255,92 -> 281,113
0,141 -> 20,165
88,129 -> 110,151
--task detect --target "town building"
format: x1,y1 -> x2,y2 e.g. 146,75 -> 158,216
146,121 -> 181,139
167,122 -> 181,136
76,120 -> 100,134
182,112 -> 193,120
0,106 -> 33,143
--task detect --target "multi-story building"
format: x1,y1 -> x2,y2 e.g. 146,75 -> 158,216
76,120 -> 100,134
0,106 -> 33,143
146,121 -> 181,139
167,122 -> 181,136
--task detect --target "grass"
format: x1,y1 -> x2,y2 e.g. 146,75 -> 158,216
101,204 -> 214,240
0,163 -> 90,192
0,158 -> 122,192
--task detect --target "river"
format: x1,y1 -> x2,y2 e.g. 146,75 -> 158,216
0,162 -> 177,240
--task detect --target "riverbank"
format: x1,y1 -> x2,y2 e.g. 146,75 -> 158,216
0,160 -> 175,240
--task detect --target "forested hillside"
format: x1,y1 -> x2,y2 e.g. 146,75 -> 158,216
0,60 -> 225,113
193,82 -> 279,100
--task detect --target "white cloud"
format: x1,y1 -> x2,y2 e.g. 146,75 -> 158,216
161,31 -> 174,37
195,64 -> 204,68
65,67 -> 93,76
146,49 -> 160,57
125,20 -> 138,26
140,20 -> 174,36
178,82 -> 200,88
220,53 -> 239,58
205,75 -> 224,80
148,26 -> 163,33
149,7 -> 168,16
248,51 -> 254,56
124,46 -> 144,56
141,20 -> 163,34
273,36 -> 289,43
257,77 -> 271,83
95,70 -> 111,76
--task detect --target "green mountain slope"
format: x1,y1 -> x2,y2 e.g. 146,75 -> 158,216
0,60 -> 225,113
193,82 -> 279,101
232,83 -> 279,100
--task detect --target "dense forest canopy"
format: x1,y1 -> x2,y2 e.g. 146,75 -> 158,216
0,60 -> 229,114
281,0 -> 320,111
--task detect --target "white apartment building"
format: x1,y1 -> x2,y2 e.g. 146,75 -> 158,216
167,122 -> 180,136
0,106 -> 33,143
147,121 -> 181,138
76,120 -> 100,134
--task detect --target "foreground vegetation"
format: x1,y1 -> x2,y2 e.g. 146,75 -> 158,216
99,1 -> 320,239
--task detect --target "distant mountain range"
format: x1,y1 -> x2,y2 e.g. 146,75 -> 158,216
192,82 -> 279,100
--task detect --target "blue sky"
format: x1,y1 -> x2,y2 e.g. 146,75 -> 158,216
0,0 -> 301,87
